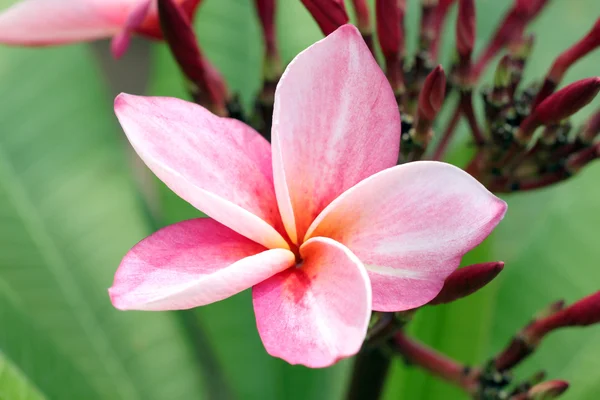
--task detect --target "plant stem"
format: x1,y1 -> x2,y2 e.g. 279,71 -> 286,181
345,347 -> 391,400
393,332 -> 479,394
431,100 -> 462,161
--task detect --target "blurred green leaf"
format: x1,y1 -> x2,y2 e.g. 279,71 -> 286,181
0,350 -> 45,400
0,42 -> 208,399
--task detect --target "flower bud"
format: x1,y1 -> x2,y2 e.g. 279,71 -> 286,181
565,145 -> 600,174
429,261 -> 504,305
578,109 -> 600,144
254,0 -> 277,57
351,0 -> 371,35
301,0 -> 349,36
473,0 -> 548,79
533,18 -> 600,108
456,0 -> 475,60
418,65 -> 447,121
376,0 -> 406,94
158,0 -> 227,115
536,77 -> 600,124
528,380 -> 569,399
376,0 -> 405,60
549,18 -> 600,84
517,77 -> 600,142
529,291 -> 600,338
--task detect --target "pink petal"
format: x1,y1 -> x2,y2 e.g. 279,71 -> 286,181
110,218 -> 295,311
271,24 -> 400,244
114,94 -> 289,249
0,0 -> 140,45
253,237 -> 372,368
306,161 -> 507,312
110,0 -> 152,59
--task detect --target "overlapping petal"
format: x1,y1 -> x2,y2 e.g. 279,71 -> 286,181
0,0 -> 137,45
253,237 -> 371,368
115,94 -> 289,249
271,24 -> 400,244
306,161 -> 507,311
110,218 -> 295,310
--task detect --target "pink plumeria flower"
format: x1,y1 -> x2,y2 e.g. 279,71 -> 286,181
0,0 -> 201,58
109,25 -> 506,368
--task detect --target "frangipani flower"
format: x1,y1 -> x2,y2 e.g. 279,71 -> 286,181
109,25 -> 506,368
0,0 -> 202,58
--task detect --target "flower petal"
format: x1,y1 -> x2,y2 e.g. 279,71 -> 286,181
0,0 -> 140,45
306,161 -> 507,311
110,218 -> 295,311
271,24 -> 400,244
114,93 -> 288,249
252,237 -> 371,368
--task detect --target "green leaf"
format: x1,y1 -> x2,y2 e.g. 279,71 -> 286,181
0,42 -> 207,399
0,351 -> 46,400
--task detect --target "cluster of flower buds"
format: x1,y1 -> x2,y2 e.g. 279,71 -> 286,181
297,0 -> 600,195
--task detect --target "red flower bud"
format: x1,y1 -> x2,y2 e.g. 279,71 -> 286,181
535,77 -> 600,124
375,0 -> 405,61
429,261 -> 504,305
376,0 -> 406,93
530,291 -> 600,338
418,65 -> 447,122
528,380 -> 569,399
351,0 -> 371,34
549,18 -> 600,83
456,0 -> 475,60
158,0 -> 227,115
517,77 -> 600,142
533,18 -> 600,108
254,0 -> 277,57
473,0 -> 549,79
578,109 -> 600,143
301,0 -> 349,36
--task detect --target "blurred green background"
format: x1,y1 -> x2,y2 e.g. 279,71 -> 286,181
0,0 -> 599,399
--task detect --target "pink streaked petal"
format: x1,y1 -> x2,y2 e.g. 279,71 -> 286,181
110,0 -> 152,59
0,0 -> 142,45
115,93 -> 288,249
272,24 -> 400,244
253,237 -> 371,368
306,161 -> 507,312
110,218 -> 295,311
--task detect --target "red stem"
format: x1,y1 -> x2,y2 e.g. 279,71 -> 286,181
431,100 -> 462,160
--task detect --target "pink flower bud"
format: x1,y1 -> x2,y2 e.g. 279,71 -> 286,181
528,380 -> 569,399
158,0 -> 227,115
418,65 -> 447,122
456,0 -> 475,59
429,261 -> 503,305
301,0 -> 349,36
